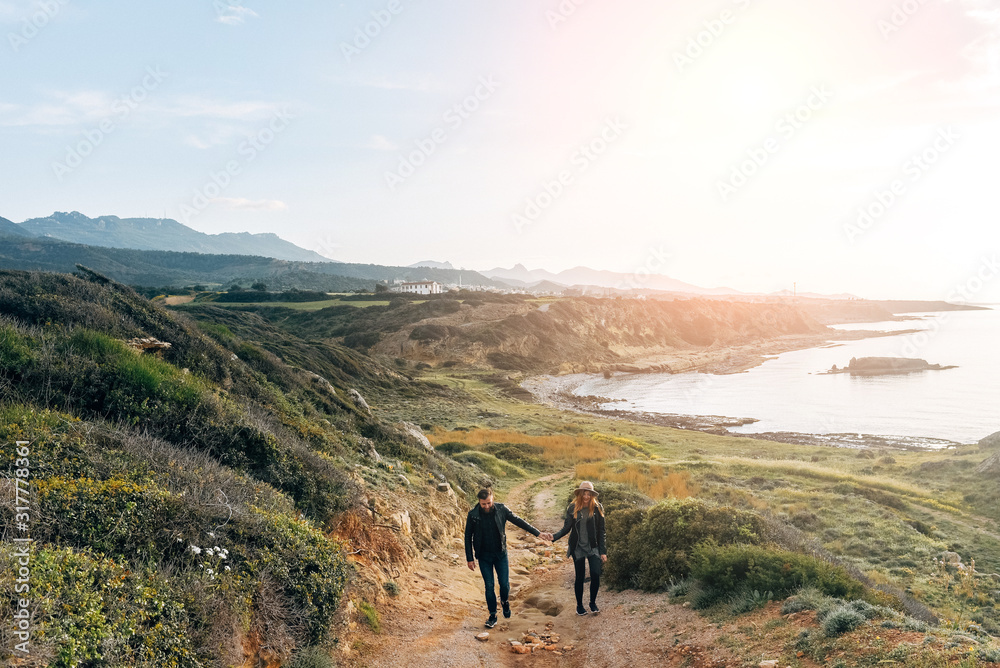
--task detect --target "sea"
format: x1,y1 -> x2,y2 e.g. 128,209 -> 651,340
570,307 -> 1000,445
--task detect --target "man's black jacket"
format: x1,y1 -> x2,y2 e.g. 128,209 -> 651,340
464,503 -> 540,562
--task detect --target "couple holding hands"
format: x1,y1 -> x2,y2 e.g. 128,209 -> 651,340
463,481 -> 606,628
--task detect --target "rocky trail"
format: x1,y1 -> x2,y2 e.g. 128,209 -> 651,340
342,472 -> 750,668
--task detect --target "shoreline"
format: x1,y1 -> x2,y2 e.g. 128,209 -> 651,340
522,326 -> 969,451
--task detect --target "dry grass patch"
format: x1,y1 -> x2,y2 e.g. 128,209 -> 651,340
428,428 -> 621,465
575,462 -> 698,500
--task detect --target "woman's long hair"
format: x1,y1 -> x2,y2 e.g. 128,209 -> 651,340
573,492 -> 604,517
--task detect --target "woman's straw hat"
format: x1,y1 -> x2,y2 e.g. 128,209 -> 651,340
573,481 -> 598,496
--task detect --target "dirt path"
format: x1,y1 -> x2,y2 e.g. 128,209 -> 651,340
341,471 -> 743,668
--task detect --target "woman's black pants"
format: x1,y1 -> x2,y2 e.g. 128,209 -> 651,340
573,555 -> 602,606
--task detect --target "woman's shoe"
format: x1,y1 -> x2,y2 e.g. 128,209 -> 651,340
576,604 -> 588,616
589,602 -> 600,614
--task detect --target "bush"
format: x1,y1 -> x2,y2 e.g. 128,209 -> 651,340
452,451 -> 527,478
593,482 -> 654,516
822,605 -> 866,637
481,442 -> 545,468
727,589 -> 773,615
288,647 -> 337,668
604,498 -> 765,591
434,441 -> 472,456
691,543 -> 865,601
22,547 -> 201,668
358,600 -> 381,633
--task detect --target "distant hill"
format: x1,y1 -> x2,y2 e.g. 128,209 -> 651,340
483,264 -> 742,295
0,215 -> 35,237
17,211 -> 333,263
408,260 -> 454,270
0,235 -> 506,290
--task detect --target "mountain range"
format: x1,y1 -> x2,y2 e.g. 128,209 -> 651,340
481,263 -> 743,295
10,211 -> 332,263
1,212 -> 853,298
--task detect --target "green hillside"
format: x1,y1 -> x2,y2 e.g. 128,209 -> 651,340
0,269 -> 473,667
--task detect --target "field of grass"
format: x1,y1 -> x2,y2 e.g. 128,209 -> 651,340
377,366 -> 1000,638
212,298 -> 394,310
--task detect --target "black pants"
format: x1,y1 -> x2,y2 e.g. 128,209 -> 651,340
573,555 -> 602,606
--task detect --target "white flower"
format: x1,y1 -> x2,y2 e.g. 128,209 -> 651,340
176,537 -> 183,543
224,566 -> 231,572
206,548 -> 215,557
206,568 -> 214,575
189,545 -> 201,555
208,532 -> 215,538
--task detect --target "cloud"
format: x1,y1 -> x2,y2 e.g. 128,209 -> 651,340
0,90 -> 112,127
208,197 -> 287,211
215,2 -> 258,26
365,134 -> 398,151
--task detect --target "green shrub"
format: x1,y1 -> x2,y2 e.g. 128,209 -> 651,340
452,451 -> 527,478
22,547 -> 200,668
822,605 -> 866,636
435,441 -> 471,456
691,543 -> 865,601
604,498 -> 765,591
34,477 -> 185,559
587,482 -> 654,516
727,588 -> 773,615
481,442 -> 545,468
288,647 -> 337,668
0,323 -> 35,374
383,580 -> 400,597
225,507 -> 352,643
668,577 -> 693,598
358,600 -> 381,633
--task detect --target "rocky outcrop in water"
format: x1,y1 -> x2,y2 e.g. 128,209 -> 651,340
825,357 -> 957,376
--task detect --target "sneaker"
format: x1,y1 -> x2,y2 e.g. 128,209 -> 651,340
485,614 -> 498,628
589,602 -> 600,614
576,604 -> 588,616
501,601 -> 511,619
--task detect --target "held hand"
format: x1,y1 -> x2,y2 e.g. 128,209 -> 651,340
467,561 -> 476,571
539,532 -> 553,542
600,554 -> 608,563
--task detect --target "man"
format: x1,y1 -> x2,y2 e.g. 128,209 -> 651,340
465,488 -> 553,628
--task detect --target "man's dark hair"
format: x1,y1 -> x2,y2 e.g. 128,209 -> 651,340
477,488 -> 493,500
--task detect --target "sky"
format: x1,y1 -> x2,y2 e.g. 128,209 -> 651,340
2,0 -> 1000,301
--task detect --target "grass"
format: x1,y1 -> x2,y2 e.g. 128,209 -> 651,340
213,298 -> 393,310
381,366 -> 1000,638
427,427 -> 626,467
575,461 -> 698,499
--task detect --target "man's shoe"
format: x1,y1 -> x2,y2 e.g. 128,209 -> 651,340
589,602 -> 600,614
485,614 -> 498,628
501,601 -> 511,619
576,605 -> 588,616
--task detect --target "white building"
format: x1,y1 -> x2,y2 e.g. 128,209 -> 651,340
399,281 -> 443,295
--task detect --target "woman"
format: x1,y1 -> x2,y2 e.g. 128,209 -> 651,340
552,480 -> 607,615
